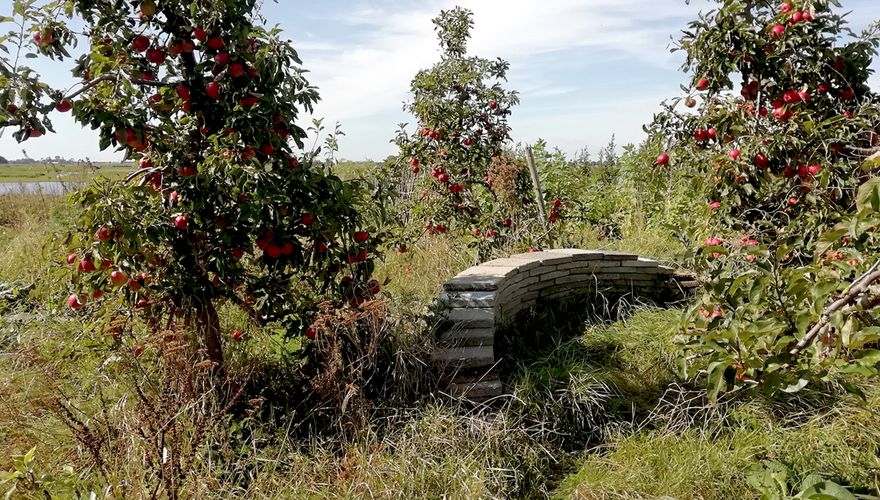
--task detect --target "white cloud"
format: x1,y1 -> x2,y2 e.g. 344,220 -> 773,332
296,0 -> 703,159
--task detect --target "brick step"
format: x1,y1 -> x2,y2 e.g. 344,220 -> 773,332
449,379 -> 503,400
439,328 -> 495,347
431,346 -> 495,370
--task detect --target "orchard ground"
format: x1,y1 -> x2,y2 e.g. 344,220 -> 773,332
1,157 -> 879,498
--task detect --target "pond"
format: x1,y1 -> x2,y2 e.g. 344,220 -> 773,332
0,182 -> 83,195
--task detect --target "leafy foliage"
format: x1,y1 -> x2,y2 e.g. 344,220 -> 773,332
651,0 -> 880,398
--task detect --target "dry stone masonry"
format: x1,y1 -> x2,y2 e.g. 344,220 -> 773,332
432,249 -> 698,402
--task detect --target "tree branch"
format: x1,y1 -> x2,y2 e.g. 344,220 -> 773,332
788,260 -> 880,359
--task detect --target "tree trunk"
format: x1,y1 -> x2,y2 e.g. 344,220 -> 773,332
195,299 -> 223,367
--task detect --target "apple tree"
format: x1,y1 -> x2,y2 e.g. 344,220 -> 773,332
3,0 -> 381,367
391,7 -> 529,260
652,0 -> 880,398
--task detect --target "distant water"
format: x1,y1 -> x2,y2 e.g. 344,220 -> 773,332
0,182 -> 83,195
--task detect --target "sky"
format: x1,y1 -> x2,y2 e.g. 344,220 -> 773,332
1,0 -> 880,163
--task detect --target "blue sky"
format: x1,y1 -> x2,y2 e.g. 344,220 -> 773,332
2,0 -> 879,162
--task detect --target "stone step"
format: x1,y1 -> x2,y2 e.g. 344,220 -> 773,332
431,346 -> 495,370
449,379 -> 504,400
441,307 -> 495,328
440,328 -> 495,347
439,291 -> 497,308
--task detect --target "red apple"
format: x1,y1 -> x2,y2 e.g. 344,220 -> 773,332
656,153 -> 669,166
67,294 -> 85,310
780,2 -> 792,13
788,197 -> 798,206
66,253 -> 78,265
695,78 -> 709,91
489,101 -> 498,110
78,259 -> 97,273
840,87 -> 855,101
96,226 -> 113,241
302,214 -> 314,226
175,84 -> 191,101
214,51 -> 230,66
132,35 -> 150,53
728,149 -> 741,161
228,62 -> 245,77
264,244 -> 282,259
769,24 -> 785,39
193,27 -> 207,42
791,11 -> 803,23
754,153 -> 769,168
354,231 -> 369,243
261,144 -> 275,155
173,214 -> 188,230
145,48 -> 166,64
207,36 -> 224,50
92,289 -> 104,299
817,82 -> 831,94
232,330 -> 244,341
707,127 -> 717,139
306,327 -> 317,340
56,101 -> 72,112
206,82 -> 221,100
281,241 -> 295,255
101,259 -> 112,269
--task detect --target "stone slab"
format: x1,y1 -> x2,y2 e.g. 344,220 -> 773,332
442,307 -> 495,328
431,346 -> 495,369
449,379 -> 503,399
439,291 -> 497,308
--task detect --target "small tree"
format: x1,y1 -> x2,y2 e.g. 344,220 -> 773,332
3,0 -> 380,367
391,6 -> 527,260
652,0 -> 880,398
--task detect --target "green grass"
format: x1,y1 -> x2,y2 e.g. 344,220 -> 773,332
0,163 -> 129,183
1,193 -> 879,499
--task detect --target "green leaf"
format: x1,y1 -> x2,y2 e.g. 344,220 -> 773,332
706,360 -> 727,401
856,177 -> 880,213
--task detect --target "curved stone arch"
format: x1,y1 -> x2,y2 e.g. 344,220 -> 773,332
432,249 -> 697,401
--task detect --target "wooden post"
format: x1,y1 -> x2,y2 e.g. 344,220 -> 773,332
525,145 -> 547,225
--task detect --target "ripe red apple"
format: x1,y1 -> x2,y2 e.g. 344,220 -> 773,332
239,96 -> 258,107
78,259 -> 97,273
788,197 -> 798,206
232,330 -> 244,341
228,62 -> 245,77
265,244 -> 282,259
769,24 -> 785,39
173,214 -> 188,230
817,82 -> 831,94
261,144 -> 275,155
728,149 -> 741,161
175,84 -> 191,101
306,327 -> 317,340
754,153 -> 769,168
780,2 -> 792,13
214,51 -> 230,66
302,214 -> 314,226
437,173 -> 449,183
92,289 -> 104,299
449,183 -> 463,193
177,166 -> 196,176
353,231 -> 369,243
832,57 -> 845,71
840,87 -> 855,101
411,165 -> 421,174
368,279 -> 381,296
489,101 -> 498,110
707,127 -> 717,139
66,253 -> 78,265
798,91 -> 810,102
791,11 -> 803,23
656,153 -> 669,166
67,293 -> 85,310
56,101 -> 72,112
193,27 -> 207,42
397,245 -> 407,254
206,82 -> 221,100
96,226 -> 113,241
101,259 -> 112,269
782,90 -> 799,103
428,130 -> 439,140
281,241 -> 295,255
132,35 -> 150,53
695,78 -> 709,91
145,48 -> 166,64
207,36 -> 224,50
807,164 -> 822,175
316,241 -> 328,252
